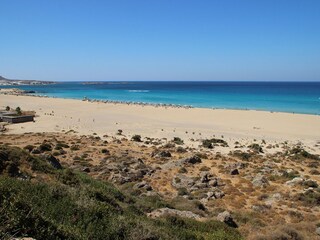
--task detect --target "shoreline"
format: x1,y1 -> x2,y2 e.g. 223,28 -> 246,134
1,90 -> 319,116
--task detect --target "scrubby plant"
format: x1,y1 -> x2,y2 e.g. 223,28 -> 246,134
15,106 -> 22,115
248,143 -> 263,153
0,144 -> 243,240
177,187 -> 189,196
255,225 -> 304,240
199,166 -> 210,171
176,146 -> 187,153
290,147 -> 319,160
202,139 -> 213,149
294,188 -> 320,206
101,148 -> 110,154
131,135 -> 142,142
70,145 -> 80,151
164,142 -> 175,148
178,167 -> 188,173
24,145 -> 35,152
55,142 -> 70,150
173,137 -> 184,145
39,142 -> 52,152
202,138 -> 228,148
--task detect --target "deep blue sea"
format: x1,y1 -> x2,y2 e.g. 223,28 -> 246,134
3,81 -> 320,115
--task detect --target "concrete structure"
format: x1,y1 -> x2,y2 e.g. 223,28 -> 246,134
0,111 -> 12,122
0,111 -> 34,124
1,115 -> 34,124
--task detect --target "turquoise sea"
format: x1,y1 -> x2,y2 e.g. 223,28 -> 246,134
3,81 -> 320,115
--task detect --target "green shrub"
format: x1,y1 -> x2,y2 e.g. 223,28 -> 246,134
24,145 -> 35,152
70,145 -> 80,151
101,148 -> 109,154
202,139 -> 213,149
0,145 -> 243,240
202,138 -> 228,148
231,151 -> 253,161
248,143 -> 263,153
55,142 -> 69,150
39,142 -> 52,152
173,137 -> 184,145
178,167 -> 188,173
199,166 -> 210,171
16,106 -> 22,115
131,135 -> 142,142
295,188 -> 320,206
177,187 -> 189,196
176,146 -> 187,153
290,147 -> 319,160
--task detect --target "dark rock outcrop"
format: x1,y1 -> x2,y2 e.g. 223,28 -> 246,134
40,154 -> 62,169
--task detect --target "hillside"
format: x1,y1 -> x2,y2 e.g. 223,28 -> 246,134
1,132 -> 319,239
0,144 -> 242,240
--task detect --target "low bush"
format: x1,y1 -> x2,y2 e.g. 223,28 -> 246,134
131,135 -> 142,142
202,138 -> 228,148
173,137 -> 184,145
39,142 -> 52,152
24,145 -> 35,152
294,188 -> 320,206
248,143 -> 263,153
0,144 -> 243,240
70,145 -> 80,151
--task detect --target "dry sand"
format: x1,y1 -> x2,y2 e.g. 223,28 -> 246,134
1,94 -> 319,153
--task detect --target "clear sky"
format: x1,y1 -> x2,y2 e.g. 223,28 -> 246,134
1,0 -> 320,81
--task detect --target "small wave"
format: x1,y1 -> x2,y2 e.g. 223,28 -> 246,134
127,90 -> 150,93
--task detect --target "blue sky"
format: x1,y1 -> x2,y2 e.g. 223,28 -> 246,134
0,0 -> 320,81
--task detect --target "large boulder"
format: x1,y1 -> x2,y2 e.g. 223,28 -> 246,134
217,211 -> 238,228
252,174 -> 269,187
172,174 -> 195,189
265,193 -> 282,206
207,188 -> 225,199
133,181 -> 153,191
40,154 -> 62,169
151,150 -> 172,158
285,177 -> 304,186
147,208 -> 201,220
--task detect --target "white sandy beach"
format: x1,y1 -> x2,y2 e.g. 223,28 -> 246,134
1,94 -> 319,153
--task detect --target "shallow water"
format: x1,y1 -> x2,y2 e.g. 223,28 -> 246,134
3,81 -> 320,115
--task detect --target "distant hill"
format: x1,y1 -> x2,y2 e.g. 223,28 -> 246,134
0,75 -> 55,86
